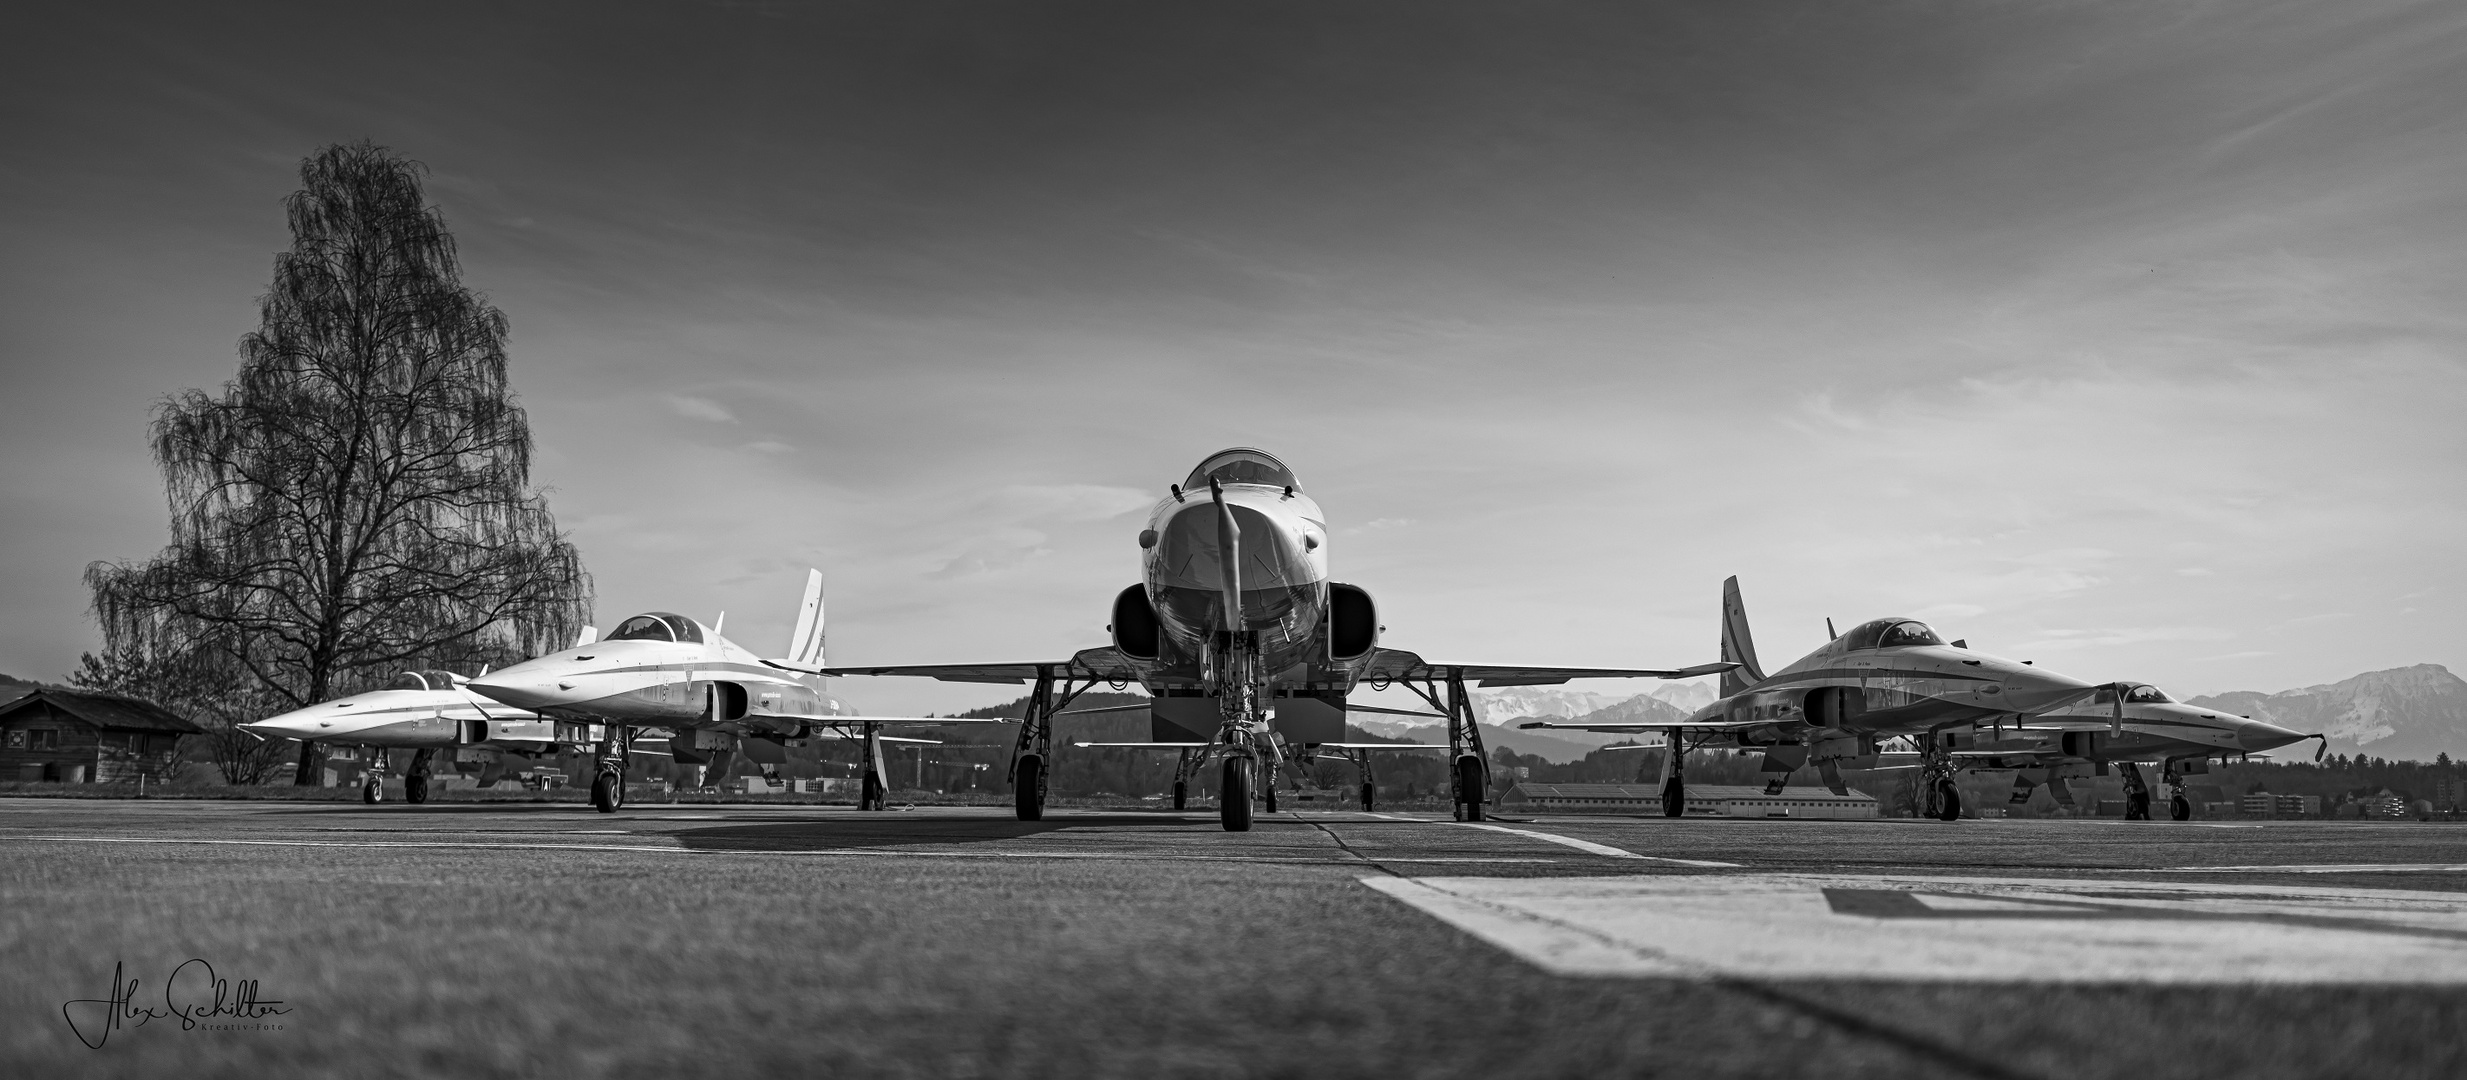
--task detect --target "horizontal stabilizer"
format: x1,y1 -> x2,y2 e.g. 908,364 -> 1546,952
815,714 -> 1016,726
1072,741 -> 1209,748
1344,703 -> 1446,718
1312,743 -> 1451,750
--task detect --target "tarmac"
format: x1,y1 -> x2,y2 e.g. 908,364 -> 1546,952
3,796 -> 2463,1078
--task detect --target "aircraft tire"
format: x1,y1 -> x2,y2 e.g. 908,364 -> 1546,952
406,774 -> 428,804
1360,782 -> 1375,811
362,778 -> 382,805
1014,755 -> 1045,822
1221,759 -> 1253,832
1172,780 -> 1187,810
1934,779 -> 1962,822
2126,792 -> 2151,821
1457,757 -> 1486,823
2171,795 -> 2192,821
591,772 -> 619,813
1662,777 -> 1685,818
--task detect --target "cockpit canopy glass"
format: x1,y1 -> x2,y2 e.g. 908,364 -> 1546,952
386,670 -> 458,692
1184,448 -> 1299,492
2125,684 -> 2172,704
1841,619 -> 1945,651
607,613 -> 703,644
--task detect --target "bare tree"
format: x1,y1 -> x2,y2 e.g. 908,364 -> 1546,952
87,142 -> 591,785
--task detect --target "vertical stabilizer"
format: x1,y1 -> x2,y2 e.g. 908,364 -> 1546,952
1720,576 -> 1767,697
784,569 -> 826,669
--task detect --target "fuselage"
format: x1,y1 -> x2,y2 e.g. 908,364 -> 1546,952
1140,455 -> 1332,679
465,612 -> 849,730
1687,618 -> 2098,746
1960,683 -> 2311,767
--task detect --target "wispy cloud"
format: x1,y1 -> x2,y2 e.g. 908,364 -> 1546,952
667,395 -> 737,423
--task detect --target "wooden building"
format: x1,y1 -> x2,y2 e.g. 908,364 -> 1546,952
0,687 -> 202,783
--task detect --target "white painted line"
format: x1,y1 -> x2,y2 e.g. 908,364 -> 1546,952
2155,864 -> 2467,874
1364,873 -> 2467,984
0,835 -> 1554,865
1449,822 -> 1743,867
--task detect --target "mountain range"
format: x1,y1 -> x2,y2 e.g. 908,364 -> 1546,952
2188,664 -> 2467,763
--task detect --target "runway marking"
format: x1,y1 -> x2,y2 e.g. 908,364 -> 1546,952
1364,873 -> 2467,984
1,835 -> 1555,865
1449,823 -> 1743,867
2155,863 -> 2467,874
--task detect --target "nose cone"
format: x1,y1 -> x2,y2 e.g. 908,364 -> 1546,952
2236,718 -> 2311,753
240,706 -> 324,740
1999,667 -> 2099,713
465,665 -> 566,710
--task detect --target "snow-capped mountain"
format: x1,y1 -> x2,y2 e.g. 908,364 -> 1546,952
2187,664 -> 2467,762
1469,687 -> 1625,724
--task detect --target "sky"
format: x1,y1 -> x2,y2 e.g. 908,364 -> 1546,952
2,1 -> 2462,717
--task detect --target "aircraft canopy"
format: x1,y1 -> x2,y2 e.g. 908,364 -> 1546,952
606,613 -> 704,644
1185,447 -> 1299,492
387,670 -> 459,692
1841,619 -> 1945,650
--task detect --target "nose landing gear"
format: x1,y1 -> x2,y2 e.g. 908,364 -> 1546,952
590,727 -> 630,813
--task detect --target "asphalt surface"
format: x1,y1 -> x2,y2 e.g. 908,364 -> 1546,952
3,797 -> 2463,1078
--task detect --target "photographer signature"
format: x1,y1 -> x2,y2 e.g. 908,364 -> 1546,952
62,959 -> 292,1049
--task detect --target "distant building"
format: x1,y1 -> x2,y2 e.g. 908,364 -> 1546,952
0,687 -> 202,784
2276,794 -> 2322,818
1502,782 -> 1877,819
2241,789 -> 2278,817
2354,789 -> 2410,819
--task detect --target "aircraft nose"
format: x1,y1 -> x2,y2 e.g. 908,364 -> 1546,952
465,668 -> 563,709
240,708 -> 321,739
2236,718 -> 2310,753
1999,667 -> 2098,713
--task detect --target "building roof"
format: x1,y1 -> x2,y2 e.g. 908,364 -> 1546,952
0,687 -> 204,734
1506,782 -> 1874,804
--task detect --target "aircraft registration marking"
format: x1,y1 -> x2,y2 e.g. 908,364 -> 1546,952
1364,873 -> 2467,984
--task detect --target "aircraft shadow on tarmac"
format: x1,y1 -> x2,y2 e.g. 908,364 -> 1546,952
670,817 -> 1216,851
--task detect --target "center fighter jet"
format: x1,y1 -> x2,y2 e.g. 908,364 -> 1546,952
823,448 -> 1730,831
468,570 -> 1008,812
1520,576 -> 2104,820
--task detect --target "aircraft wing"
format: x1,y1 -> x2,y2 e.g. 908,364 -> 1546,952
820,647 -> 1141,685
1311,742 -> 1452,750
809,714 -> 1016,726
1360,649 -> 1736,687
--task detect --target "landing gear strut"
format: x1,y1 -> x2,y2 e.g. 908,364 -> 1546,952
2164,760 -> 2193,820
860,721 -> 889,811
1920,733 -> 1961,821
1172,748 -> 1198,811
1398,667 -> 1489,823
2119,762 -> 2152,821
406,748 -> 434,804
590,727 -> 630,813
1655,727 -> 1686,818
1006,663 -> 1099,822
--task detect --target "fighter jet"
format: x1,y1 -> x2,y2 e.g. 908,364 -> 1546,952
1945,681 -> 2319,820
241,663 -> 597,804
466,569 -> 1007,812
822,448 -> 1730,831
1518,576 -> 2104,820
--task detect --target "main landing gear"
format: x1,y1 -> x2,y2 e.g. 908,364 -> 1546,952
1650,728 -> 1686,818
2119,763 -> 2153,821
1006,664 -> 1101,823
406,748 -> 435,805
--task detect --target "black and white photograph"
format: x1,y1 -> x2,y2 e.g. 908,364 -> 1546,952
3,2 -> 2464,1076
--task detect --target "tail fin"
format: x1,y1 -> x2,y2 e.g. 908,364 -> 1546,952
1720,576 -> 1767,696
783,569 -> 826,669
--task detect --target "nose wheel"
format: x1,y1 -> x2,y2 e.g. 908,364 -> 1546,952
1220,756 -> 1253,831
361,776 -> 383,804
